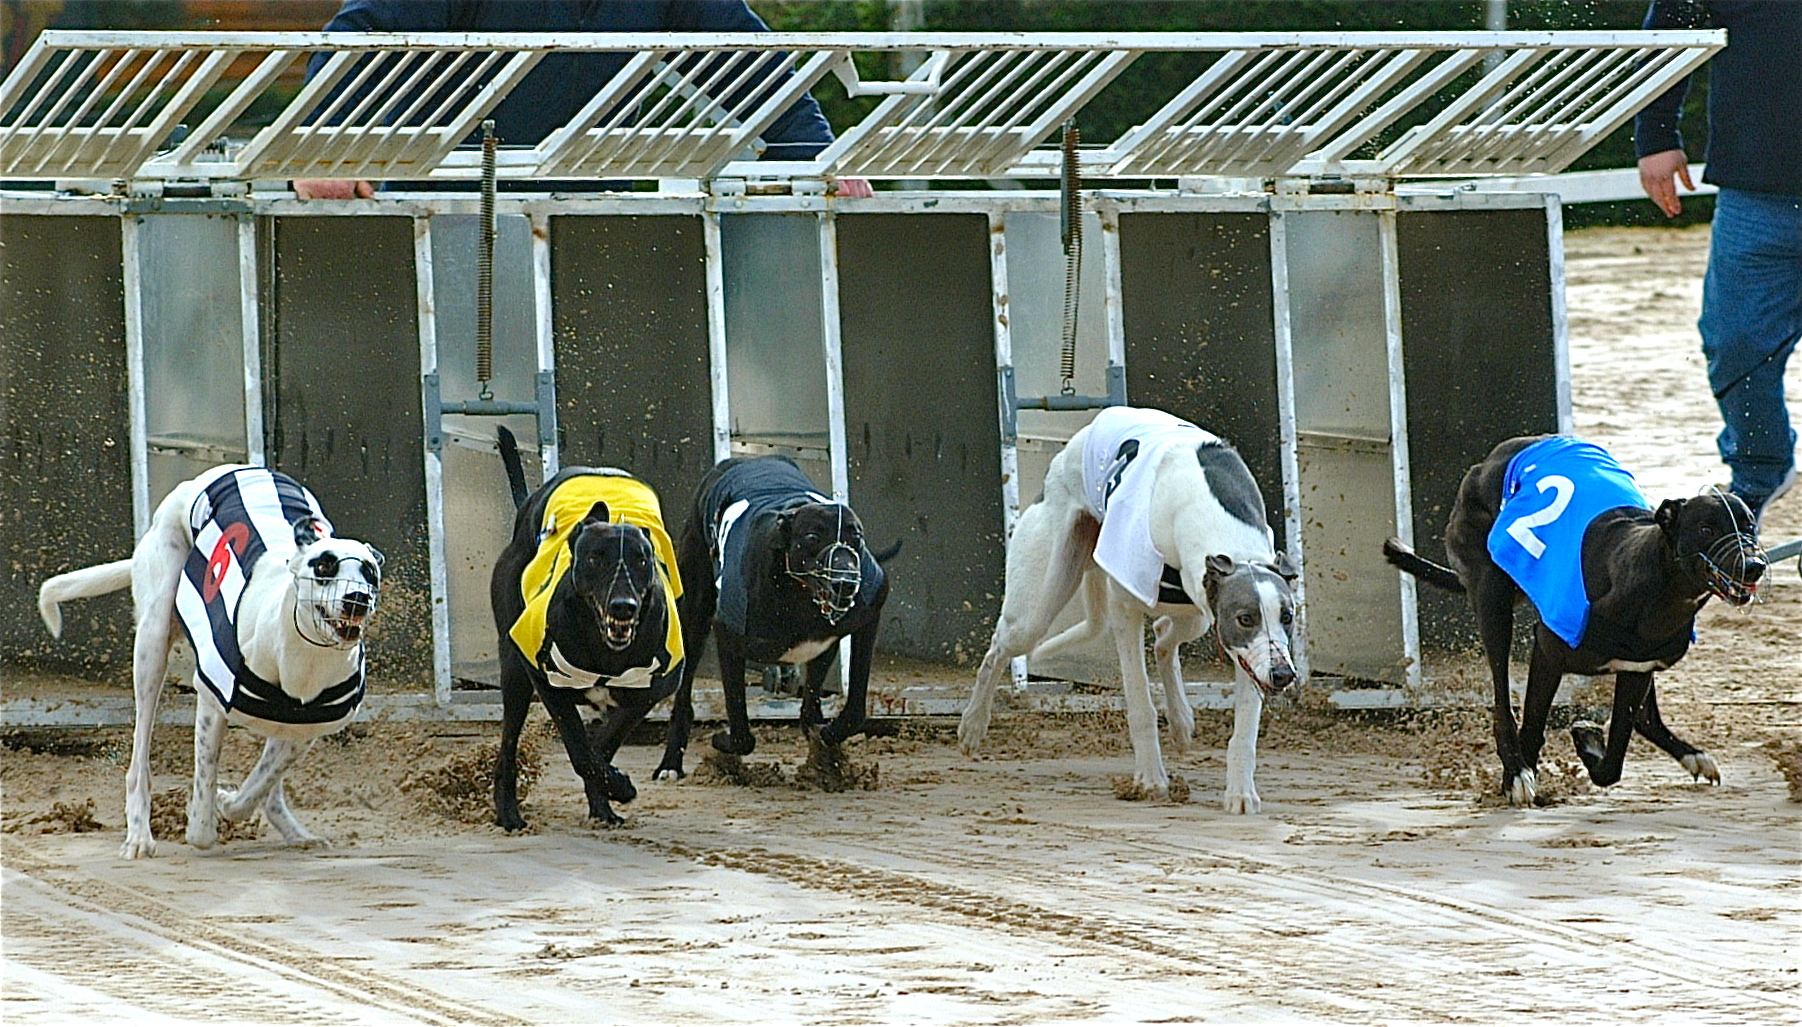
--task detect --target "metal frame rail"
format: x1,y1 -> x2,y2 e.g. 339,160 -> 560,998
3,30 -> 1720,185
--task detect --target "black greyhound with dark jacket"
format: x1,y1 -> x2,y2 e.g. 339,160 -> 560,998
654,455 -> 892,780
1385,434 -> 1768,806
490,427 -> 684,829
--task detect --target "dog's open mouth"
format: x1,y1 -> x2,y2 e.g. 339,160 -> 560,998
603,616 -> 637,649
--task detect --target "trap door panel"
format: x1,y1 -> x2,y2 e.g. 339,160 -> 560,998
1397,204 -> 1561,655
430,214 -> 541,687
550,215 -> 714,503
0,214 -> 134,674
1279,208 -> 1411,684
1116,210 -> 1284,685
263,215 -> 430,688
719,212 -> 833,491
837,213 -> 1006,665
132,213 -> 259,511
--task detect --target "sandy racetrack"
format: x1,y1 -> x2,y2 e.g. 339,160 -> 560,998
3,225 -> 1798,1024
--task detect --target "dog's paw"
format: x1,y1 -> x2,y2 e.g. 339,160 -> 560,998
284,833 -> 329,851
652,764 -> 686,782
589,807 -> 626,828
120,831 -> 157,860
601,766 -> 637,804
955,717 -> 988,757
494,809 -> 529,833
1222,788 -> 1261,815
1505,767 -> 1539,807
710,729 -> 755,757
186,818 -> 219,850
1681,752 -> 1721,785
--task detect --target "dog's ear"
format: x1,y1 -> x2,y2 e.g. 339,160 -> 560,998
1202,554 -> 1235,605
1654,498 -> 1686,545
292,516 -> 326,548
772,509 -> 796,549
1270,551 -> 1299,583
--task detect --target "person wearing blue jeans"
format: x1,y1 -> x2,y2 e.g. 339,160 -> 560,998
1636,0 -> 1802,527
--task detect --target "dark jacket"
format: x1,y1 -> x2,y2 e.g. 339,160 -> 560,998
1633,1 -> 1802,195
308,0 -> 834,159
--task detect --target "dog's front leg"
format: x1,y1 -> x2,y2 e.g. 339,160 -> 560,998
820,629 -> 875,747
123,606 -> 182,859
1153,614 -> 1201,755
1571,670 -> 1654,788
220,737 -> 316,841
259,777 -> 323,848
1515,648 -> 1565,775
541,687 -> 632,826
799,647 -> 835,730
186,692 -> 228,850
1223,664 -> 1264,814
1632,679 -> 1719,784
710,642 -> 756,757
1113,614 -> 1169,799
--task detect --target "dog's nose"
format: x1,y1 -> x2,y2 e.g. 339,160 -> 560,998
607,596 -> 639,621
1742,558 -> 1767,581
342,592 -> 372,619
1269,664 -> 1296,692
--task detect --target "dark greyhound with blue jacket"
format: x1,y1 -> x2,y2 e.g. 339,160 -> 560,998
1385,434 -> 1768,806
654,455 -> 891,780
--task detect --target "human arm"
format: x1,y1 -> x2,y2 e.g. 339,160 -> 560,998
1631,0 -> 1708,217
293,2 -> 462,198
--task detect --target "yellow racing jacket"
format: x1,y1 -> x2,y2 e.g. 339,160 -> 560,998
509,473 -> 683,687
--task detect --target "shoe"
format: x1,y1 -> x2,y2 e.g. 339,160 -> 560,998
1733,465 -> 1796,533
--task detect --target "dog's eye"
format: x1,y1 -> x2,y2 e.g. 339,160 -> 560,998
1698,525 -> 1715,538
1280,610 -> 1293,626
1236,612 -> 1256,628
311,554 -> 339,578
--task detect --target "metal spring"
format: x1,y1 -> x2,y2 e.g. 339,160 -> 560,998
1059,119 -> 1081,396
476,119 -> 497,395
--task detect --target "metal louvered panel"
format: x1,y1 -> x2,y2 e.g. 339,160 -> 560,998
0,30 -> 1722,184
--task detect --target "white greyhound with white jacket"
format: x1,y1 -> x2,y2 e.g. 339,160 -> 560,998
38,465 -> 381,858
959,407 -> 1300,812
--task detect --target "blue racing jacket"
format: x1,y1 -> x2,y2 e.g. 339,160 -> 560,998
1487,437 -> 1651,651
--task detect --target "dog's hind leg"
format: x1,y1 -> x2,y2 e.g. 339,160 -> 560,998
1631,679 -> 1719,784
186,691 -> 228,850
1153,613 -> 1203,756
1026,569 -> 1108,664
220,737 -> 321,846
493,651 -> 535,831
1472,573 -> 1534,805
121,527 -> 189,859
1570,670 -> 1654,789
1223,663 -> 1264,814
959,504 -> 1095,755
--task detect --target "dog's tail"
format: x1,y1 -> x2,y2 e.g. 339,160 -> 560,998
872,539 -> 904,564
496,425 -> 530,510
1382,537 -> 1465,594
38,559 -> 134,638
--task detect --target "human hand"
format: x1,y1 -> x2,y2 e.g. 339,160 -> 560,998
1637,150 -> 1693,218
831,177 -> 874,199
293,179 -> 375,200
